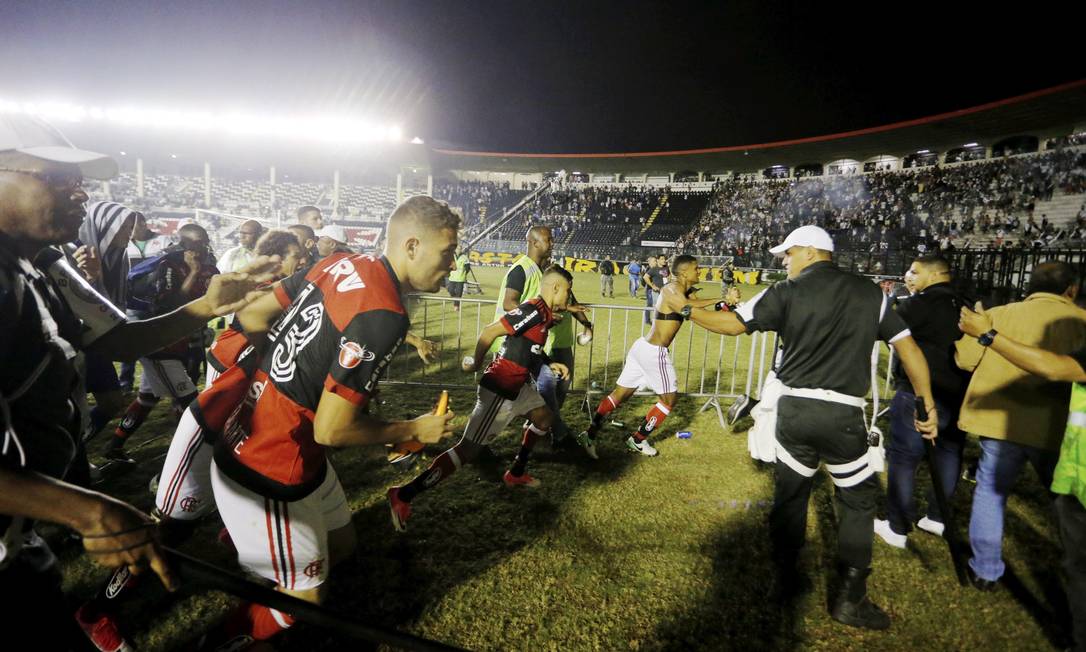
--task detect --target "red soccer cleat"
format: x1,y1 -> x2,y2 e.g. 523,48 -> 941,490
75,604 -> 134,652
502,470 -> 541,489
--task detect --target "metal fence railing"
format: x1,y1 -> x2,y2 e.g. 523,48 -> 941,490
383,295 -> 897,429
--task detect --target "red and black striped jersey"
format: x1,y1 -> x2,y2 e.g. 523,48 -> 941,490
193,276 -> 310,446
480,297 -> 554,400
206,326 -> 249,374
205,275 -> 308,374
214,254 -> 409,499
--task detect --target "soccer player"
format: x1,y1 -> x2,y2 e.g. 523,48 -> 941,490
577,254 -> 721,458
201,196 -> 460,647
74,229 -> 306,648
386,266 -> 575,532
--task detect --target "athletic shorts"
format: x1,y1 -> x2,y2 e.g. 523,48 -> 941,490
138,358 -> 197,400
463,383 -> 546,446
84,352 -> 122,394
447,280 -> 465,297
211,460 -> 351,591
616,337 -> 678,395
155,407 -> 215,521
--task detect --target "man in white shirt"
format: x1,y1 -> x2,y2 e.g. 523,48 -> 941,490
125,213 -> 172,265
217,219 -> 264,273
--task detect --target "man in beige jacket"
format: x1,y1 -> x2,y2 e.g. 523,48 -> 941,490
955,261 -> 1086,589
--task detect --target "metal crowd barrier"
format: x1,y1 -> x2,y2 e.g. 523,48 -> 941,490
385,295 -> 896,427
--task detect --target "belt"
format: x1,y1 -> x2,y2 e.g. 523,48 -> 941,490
779,386 -> 866,408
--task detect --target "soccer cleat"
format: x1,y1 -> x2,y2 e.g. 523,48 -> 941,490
91,459 -> 135,486
576,431 -> 599,459
503,470 -> 541,488
75,604 -> 134,652
103,446 -> 136,465
625,436 -> 658,457
873,519 -> 907,549
386,487 -> 412,532
917,516 -> 945,537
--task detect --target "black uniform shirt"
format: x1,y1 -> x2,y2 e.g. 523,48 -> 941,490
891,282 -> 970,402
736,261 -> 910,397
647,267 -> 666,290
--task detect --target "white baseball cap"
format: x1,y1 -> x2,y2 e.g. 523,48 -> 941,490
769,225 -> 835,255
316,224 -> 348,244
0,113 -> 117,179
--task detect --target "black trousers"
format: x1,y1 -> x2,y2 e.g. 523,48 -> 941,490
771,395 -> 879,570
1057,494 -> 1086,652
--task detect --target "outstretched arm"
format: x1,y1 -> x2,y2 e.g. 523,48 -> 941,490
687,307 -> 748,335
960,304 -> 1086,382
89,256 -> 280,362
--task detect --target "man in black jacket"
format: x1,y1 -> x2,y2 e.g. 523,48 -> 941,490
875,254 -> 970,548
599,254 -> 615,298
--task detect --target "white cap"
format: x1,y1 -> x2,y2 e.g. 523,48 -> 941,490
316,225 -> 348,244
0,113 -> 117,179
768,225 -> 835,255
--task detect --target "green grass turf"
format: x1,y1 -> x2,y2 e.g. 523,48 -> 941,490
59,265 -> 1067,650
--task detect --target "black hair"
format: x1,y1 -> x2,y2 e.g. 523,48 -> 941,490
1028,261 -> 1079,296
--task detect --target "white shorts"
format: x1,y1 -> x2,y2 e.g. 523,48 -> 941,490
616,337 -> 678,395
464,383 -> 547,446
138,358 -> 197,400
155,407 -> 215,521
211,460 -> 352,591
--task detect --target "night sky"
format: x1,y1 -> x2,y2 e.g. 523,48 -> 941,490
1,0 -> 1083,154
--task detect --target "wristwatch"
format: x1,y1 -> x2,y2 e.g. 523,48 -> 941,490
680,304 -> 693,318
978,329 -> 998,347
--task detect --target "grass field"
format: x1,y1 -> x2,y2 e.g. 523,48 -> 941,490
60,265 -> 1070,650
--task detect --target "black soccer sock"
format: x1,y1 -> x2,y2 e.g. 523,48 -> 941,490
510,424 -> 546,476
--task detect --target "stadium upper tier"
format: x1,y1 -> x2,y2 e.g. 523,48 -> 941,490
83,145 -> 1086,262
676,147 -> 1086,257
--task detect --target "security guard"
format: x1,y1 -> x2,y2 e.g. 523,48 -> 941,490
446,247 -> 471,311
684,225 -> 938,630
490,226 -> 552,354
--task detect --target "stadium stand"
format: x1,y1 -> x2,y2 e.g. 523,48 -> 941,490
82,144 -> 1086,268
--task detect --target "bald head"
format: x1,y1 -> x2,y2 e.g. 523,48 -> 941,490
526,225 -> 553,264
238,219 -> 264,249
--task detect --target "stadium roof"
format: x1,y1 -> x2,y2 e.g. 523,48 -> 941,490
430,79 -> 1086,175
